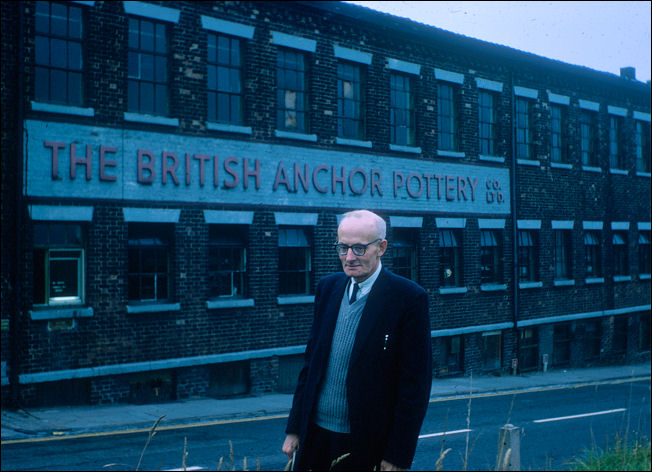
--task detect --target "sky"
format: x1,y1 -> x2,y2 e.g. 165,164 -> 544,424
346,1 -> 651,83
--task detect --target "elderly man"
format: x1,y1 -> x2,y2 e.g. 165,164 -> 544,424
282,210 -> 432,470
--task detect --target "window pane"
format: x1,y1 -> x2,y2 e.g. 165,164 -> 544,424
51,38 -> 67,68
69,7 -> 82,38
140,81 -> 154,113
68,41 -> 82,70
35,35 -> 50,65
140,20 -> 154,52
50,3 -> 68,37
50,69 -> 67,103
68,72 -> 82,106
49,258 -> 79,299
155,23 -> 166,53
35,1 -> 50,33
35,67 -> 49,101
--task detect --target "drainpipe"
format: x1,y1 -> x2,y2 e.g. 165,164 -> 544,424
509,70 -> 520,374
10,2 -> 25,407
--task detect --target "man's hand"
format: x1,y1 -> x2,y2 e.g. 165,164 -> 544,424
282,434 -> 300,459
380,459 -> 405,471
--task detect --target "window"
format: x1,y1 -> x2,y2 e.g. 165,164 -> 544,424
391,228 -> 418,282
128,17 -> 169,115
519,327 -> 538,372
278,227 -> 312,295
580,110 -> 598,167
554,230 -> 572,280
440,336 -> 463,375
337,61 -> 365,140
34,1 -> 84,106
480,230 -> 502,284
612,316 -> 628,354
612,231 -> 629,277
208,225 -> 247,298
479,91 -> 497,156
33,223 -> 85,306
438,83 -> 458,151
550,104 -> 568,163
553,324 -> 571,366
440,229 -> 463,287
277,49 -> 308,133
207,34 -> 243,125
128,223 -> 171,302
515,98 -> 532,160
636,121 -> 651,173
609,116 -> 624,169
639,231 -> 651,275
482,331 -> 502,371
584,320 -> 601,360
584,231 -> 602,278
518,230 -> 538,282
639,313 -> 651,352
390,73 -> 415,146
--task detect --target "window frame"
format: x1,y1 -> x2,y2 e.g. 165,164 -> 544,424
206,33 -> 244,125
127,223 -> 172,303
580,110 -> 598,167
337,60 -> 365,140
639,231 -> 651,276
636,120 -> 651,173
515,97 -> 533,160
478,90 -> 497,156
438,82 -> 459,151
389,72 -> 415,146
439,229 -> 463,287
34,1 -> 86,106
208,225 -> 248,299
550,104 -> 568,164
552,323 -> 571,367
278,227 -> 312,295
480,229 -> 503,284
276,48 -> 308,133
584,230 -> 602,278
608,115 -> 624,170
554,229 -> 572,280
612,231 -> 629,277
518,230 -> 539,282
391,228 -> 418,282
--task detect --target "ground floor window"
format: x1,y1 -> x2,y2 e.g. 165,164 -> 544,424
584,319 -> 602,360
612,316 -> 628,354
440,335 -> 464,375
519,327 -> 538,371
639,313 -> 651,352
553,323 -> 571,366
482,331 -> 502,371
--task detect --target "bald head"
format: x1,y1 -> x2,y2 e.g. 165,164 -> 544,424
339,210 -> 386,240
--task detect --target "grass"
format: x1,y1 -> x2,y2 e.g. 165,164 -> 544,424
568,435 -> 651,471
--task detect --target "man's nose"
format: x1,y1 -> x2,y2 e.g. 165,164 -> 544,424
345,248 -> 357,260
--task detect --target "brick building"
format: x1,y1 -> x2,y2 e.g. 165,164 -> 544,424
1,1 -> 650,407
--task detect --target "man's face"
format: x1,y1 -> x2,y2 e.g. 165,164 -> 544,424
337,216 -> 387,283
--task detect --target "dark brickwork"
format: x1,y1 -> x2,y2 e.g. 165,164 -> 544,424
1,1 -> 649,407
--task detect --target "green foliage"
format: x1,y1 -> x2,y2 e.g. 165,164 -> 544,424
569,436 -> 651,471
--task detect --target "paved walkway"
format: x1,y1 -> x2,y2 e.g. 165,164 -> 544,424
2,361 -> 649,442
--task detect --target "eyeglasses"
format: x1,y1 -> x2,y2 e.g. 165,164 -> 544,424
334,238 -> 382,256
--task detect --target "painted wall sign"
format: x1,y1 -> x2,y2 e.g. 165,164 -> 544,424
25,120 -> 511,214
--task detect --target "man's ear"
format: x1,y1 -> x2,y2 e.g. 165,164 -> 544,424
377,239 -> 388,257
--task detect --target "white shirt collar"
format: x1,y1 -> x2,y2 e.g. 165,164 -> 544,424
349,260 -> 382,299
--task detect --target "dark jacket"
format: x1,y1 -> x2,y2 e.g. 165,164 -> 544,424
286,268 -> 432,469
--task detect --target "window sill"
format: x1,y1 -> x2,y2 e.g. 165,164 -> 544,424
29,306 -> 94,320
581,165 -> 602,173
639,273 -> 651,280
439,286 -> 467,295
206,122 -> 252,135
437,150 -> 465,158
277,295 -> 315,305
126,302 -> 181,314
206,298 -> 255,310
478,154 -> 505,163
554,279 -> 575,287
335,137 -> 372,149
585,277 -> 605,285
519,281 -> 543,289
550,162 -> 573,170
390,144 -> 422,154
609,168 -> 628,176
124,112 -> 179,127
480,283 -> 507,292
517,159 -> 540,167
31,101 -> 95,117
636,171 -> 651,178
274,130 -> 318,142
613,275 -> 632,283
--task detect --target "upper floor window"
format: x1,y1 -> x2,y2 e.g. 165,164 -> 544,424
580,110 -> 598,167
584,231 -> 602,278
478,91 -> 497,156
550,104 -> 568,164
515,98 -> 533,160
33,222 -> 85,306
337,61 -> 365,140
391,228 -> 418,282
554,229 -> 572,280
609,116 -> 624,169
612,231 -> 629,277
440,229 -> 463,287
277,49 -> 308,133
638,231 -> 650,276
438,83 -> 459,151
128,17 -> 168,116
34,1 -> 84,106
390,73 -> 415,146
208,225 -> 247,298
128,223 -> 172,302
480,230 -> 502,284
278,227 -> 312,295
518,230 -> 539,282
636,121 -> 651,173
207,34 -> 243,125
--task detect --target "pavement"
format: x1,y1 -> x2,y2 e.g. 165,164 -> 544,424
2,361 -> 650,443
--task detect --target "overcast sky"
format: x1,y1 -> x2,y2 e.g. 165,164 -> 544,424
346,1 -> 651,83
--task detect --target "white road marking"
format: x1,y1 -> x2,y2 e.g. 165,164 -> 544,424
419,428 -> 472,439
533,408 -> 627,423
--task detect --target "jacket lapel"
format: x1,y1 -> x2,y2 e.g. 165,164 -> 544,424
349,269 -> 390,366
318,274 -> 348,358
